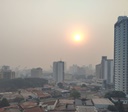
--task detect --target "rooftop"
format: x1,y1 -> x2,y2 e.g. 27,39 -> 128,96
55,104 -> 75,111
43,100 -> 56,105
92,98 -> 114,105
53,99 -> 76,111
20,101 -> 37,109
24,106 -> 44,112
76,106 -> 97,112
59,99 -> 74,104
0,105 -> 21,112
118,16 -> 128,22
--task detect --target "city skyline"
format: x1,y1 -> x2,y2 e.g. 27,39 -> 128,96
0,0 -> 128,70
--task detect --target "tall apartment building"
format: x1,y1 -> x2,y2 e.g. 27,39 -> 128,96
114,16 -> 128,94
96,56 -> 114,84
31,68 -> 43,78
96,64 -> 101,79
0,66 -> 15,79
53,61 -> 64,83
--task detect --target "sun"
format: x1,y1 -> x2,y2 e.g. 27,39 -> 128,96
74,34 -> 81,41
74,34 -> 82,42
67,26 -> 90,46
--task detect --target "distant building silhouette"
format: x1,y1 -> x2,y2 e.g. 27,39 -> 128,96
114,16 -> 128,94
96,56 -> 114,84
0,66 -> 15,79
31,67 -> 43,78
96,64 -> 101,79
53,61 -> 64,83
68,65 -> 86,76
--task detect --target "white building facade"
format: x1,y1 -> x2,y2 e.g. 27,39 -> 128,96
53,61 -> 64,83
114,16 -> 128,94
96,56 -> 114,84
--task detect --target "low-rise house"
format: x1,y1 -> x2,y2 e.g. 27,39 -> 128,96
0,92 -> 23,103
19,101 -> 45,112
75,99 -> 93,106
34,90 -> 51,99
26,88 -> 51,99
24,106 -> 44,112
40,100 -> 57,111
0,105 -> 21,112
0,101 -> 44,112
19,101 -> 37,109
92,98 -> 114,109
76,106 -> 98,112
47,99 -> 76,112
19,89 -> 38,100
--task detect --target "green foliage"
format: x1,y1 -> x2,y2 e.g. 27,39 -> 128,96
0,78 -> 48,92
91,86 -> 100,92
70,89 -> 81,99
115,99 -> 124,112
81,84 -> 86,88
0,98 -> 10,108
57,82 -> 64,89
108,105 -> 117,111
104,91 -> 126,98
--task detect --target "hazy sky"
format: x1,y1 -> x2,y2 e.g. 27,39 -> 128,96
0,0 -> 128,70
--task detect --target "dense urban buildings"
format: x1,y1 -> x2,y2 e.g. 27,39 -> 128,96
0,66 -> 15,79
96,56 -> 114,84
68,65 -> 86,76
114,16 -> 128,94
31,67 -> 43,78
53,61 -> 64,83
68,64 -> 94,77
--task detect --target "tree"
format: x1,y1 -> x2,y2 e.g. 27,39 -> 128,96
104,91 -> 126,99
57,82 -> 64,89
70,89 -> 81,99
115,99 -> 124,112
0,78 -> 48,92
108,105 -> 117,111
81,84 -> 86,88
0,98 -> 10,108
91,86 -> 100,92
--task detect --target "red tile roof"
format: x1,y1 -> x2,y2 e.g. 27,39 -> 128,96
0,108 -> 4,112
0,105 -> 20,112
20,101 -> 37,109
24,106 -> 44,112
34,90 -> 51,98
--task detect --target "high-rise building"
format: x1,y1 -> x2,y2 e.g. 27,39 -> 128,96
114,16 -> 128,94
0,66 -> 15,79
96,56 -> 114,84
53,61 -> 64,83
96,64 -> 101,79
31,68 -> 43,78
